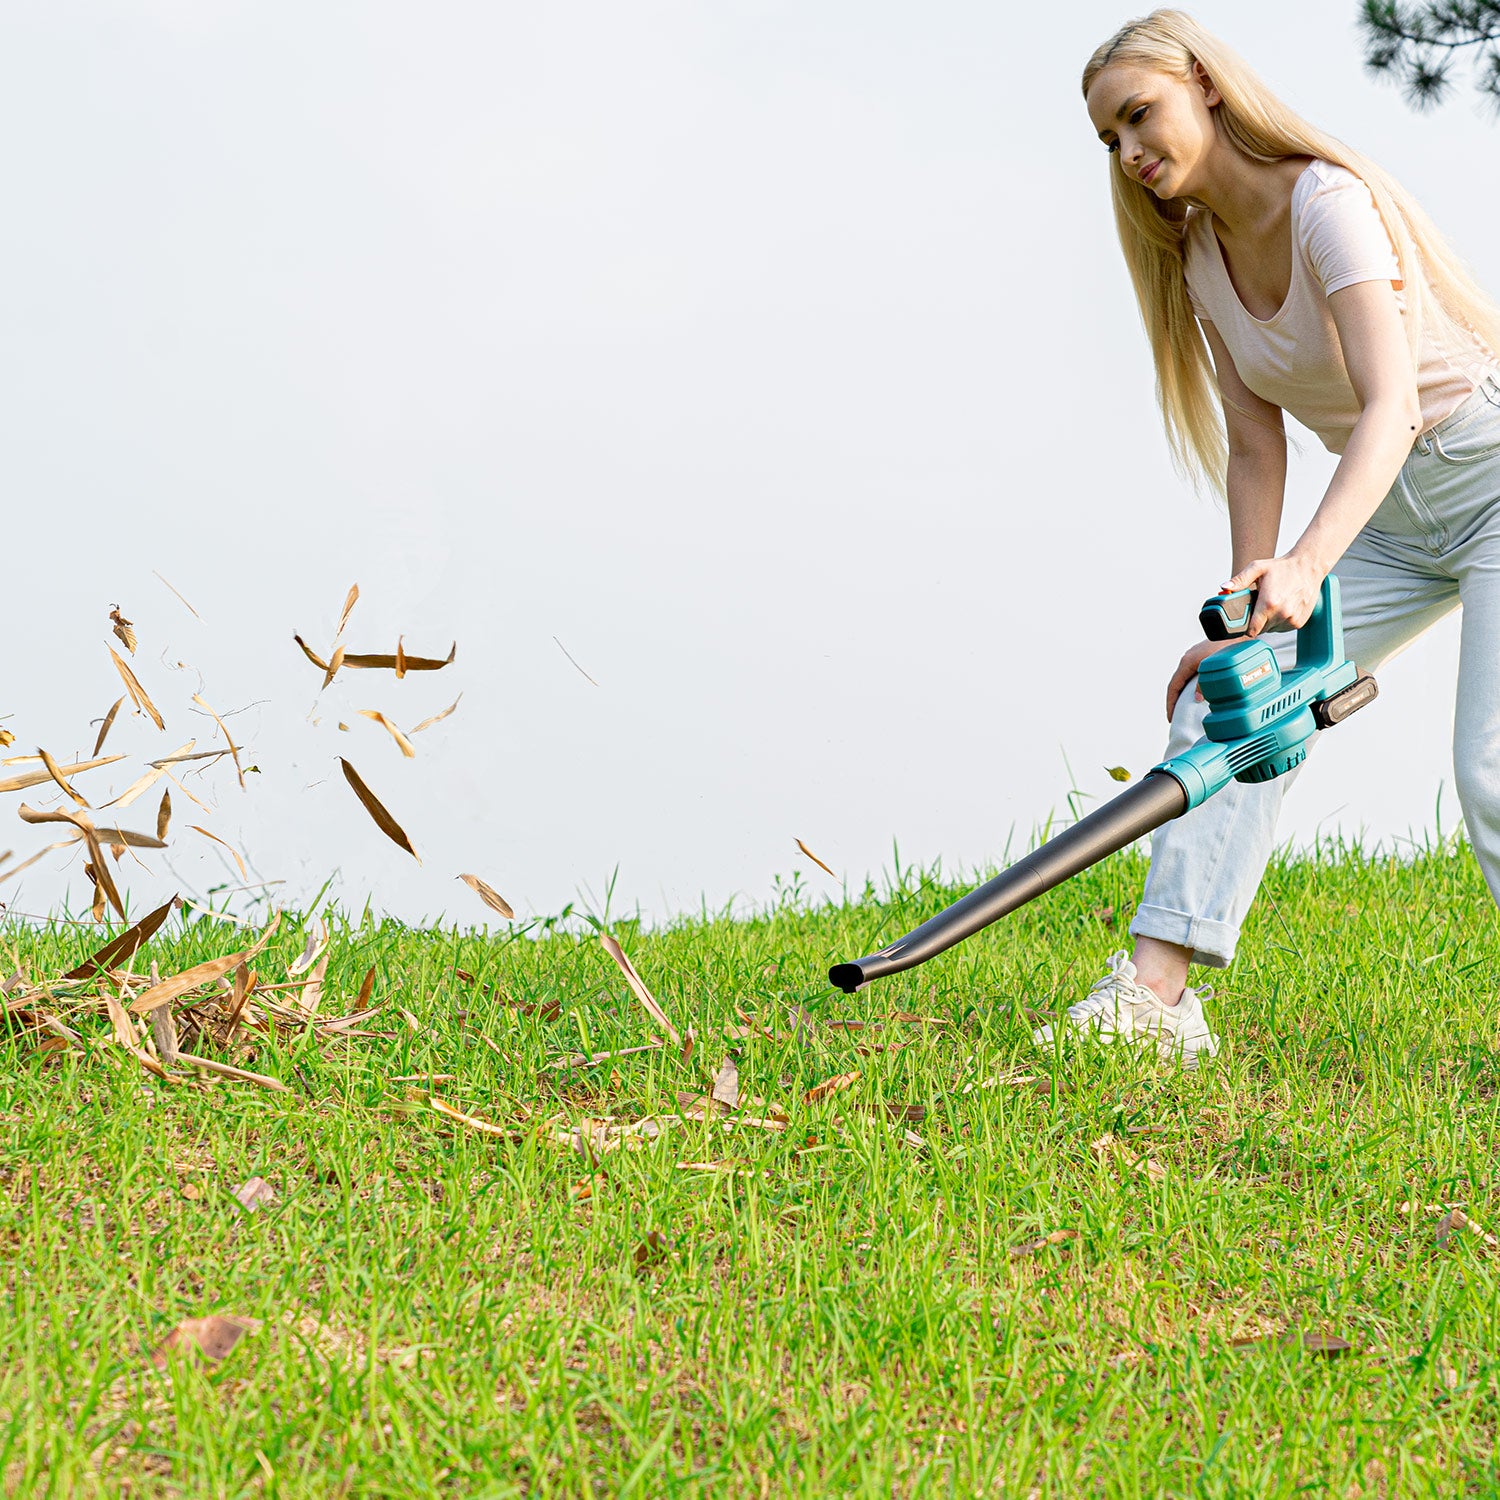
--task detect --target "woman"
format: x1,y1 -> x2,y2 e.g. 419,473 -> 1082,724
1037,9 -> 1500,1064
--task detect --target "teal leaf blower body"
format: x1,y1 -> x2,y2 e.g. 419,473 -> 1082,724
828,577 -> 1378,994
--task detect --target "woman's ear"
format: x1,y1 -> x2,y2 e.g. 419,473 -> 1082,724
1193,60 -> 1222,108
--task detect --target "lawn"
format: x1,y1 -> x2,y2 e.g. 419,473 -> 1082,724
3,836 -> 1498,1497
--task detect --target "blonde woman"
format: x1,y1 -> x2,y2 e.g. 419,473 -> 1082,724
1038,9 -> 1500,1063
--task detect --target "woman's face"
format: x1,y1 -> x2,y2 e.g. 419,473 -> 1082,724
1084,61 -> 1221,198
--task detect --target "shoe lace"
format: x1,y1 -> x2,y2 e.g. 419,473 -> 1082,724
1065,949 -> 1140,1021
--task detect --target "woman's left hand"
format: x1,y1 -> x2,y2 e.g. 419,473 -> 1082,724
1221,554 -> 1325,635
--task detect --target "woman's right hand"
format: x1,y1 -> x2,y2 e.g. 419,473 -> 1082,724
1166,638 -> 1244,721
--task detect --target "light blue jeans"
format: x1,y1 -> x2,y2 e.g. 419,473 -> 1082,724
1131,372 -> 1500,967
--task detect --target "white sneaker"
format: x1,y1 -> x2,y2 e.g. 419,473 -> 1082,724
1032,949 -> 1220,1067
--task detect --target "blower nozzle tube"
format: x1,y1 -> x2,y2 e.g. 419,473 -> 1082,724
828,770 -> 1189,993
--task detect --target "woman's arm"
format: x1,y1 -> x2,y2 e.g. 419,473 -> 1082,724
1224,278 -> 1422,633
1202,319 -> 1289,575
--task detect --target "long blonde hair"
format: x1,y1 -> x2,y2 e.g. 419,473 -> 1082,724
1083,9 -> 1500,501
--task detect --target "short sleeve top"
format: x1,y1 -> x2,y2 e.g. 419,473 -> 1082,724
1181,159 -> 1496,452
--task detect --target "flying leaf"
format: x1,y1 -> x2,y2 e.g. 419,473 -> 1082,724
0,838 -> 81,884
409,696 -> 461,735
598,931 -> 681,1046
102,740 -> 194,809
191,694 -> 245,790
337,643 -> 456,672
0,754 -> 124,797
553,636 -> 600,687
83,826 -> 166,849
1105,766 -> 1132,782
62,897 -> 176,980
0,729 -> 13,749
92,698 -> 125,757
334,583 -> 359,641
18,804 -> 124,919
293,635 -> 330,673
156,789 -> 171,842
338,759 -> 420,861
795,838 -> 836,877
458,873 -> 514,919
320,644 -> 346,692
394,637 -> 408,680
358,710 -> 416,758
153,570 -> 202,620
109,606 -> 137,655
189,825 -> 248,879
108,647 -> 164,730
38,748 -> 89,808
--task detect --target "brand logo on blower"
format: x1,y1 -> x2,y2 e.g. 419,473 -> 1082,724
1239,661 -> 1273,689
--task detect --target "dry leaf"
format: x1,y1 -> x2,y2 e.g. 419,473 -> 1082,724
337,644 -> 456,672
151,1314 -> 257,1370
293,635 -> 330,673
103,740 -> 194,809
128,913 -> 280,1015
297,949 -> 328,1017
321,645 -> 346,692
1435,1207 -> 1499,1250
18,804 -> 124,919
86,863 -> 106,923
62,897 -> 176,980
178,1054 -> 291,1093
409,696 -> 461,735
334,583 -> 359,641
0,753 -> 124,797
354,966 -> 376,1013
795,838 -> 836,877
632,1230 -> 671,1269
108,646 -> 164,730
150,1004 -> 180,1065
156,789 -> 172,842
189,825 -> 249,880
110,607 -> 137,655
153,570 -> 202,620
0,838 -> 82,885
287,921 -> 328,976
804,1070 -> 860,1105
553,636 -> 600,687
225,964 -> 256,1037
1105,765 -> 1132,782
232,1177 -> 276,1212
458,873 -> 513,920
1284,1330 -> 1353,1358
428,1095 -> 519,1139
38,747 -> 89,808
191,694 -> 245,790
1009,1228 -> 1080,1260
93,697 -> 125,757
358,710 -> 415,758
339,760 -> 420,861
711,1056 -> 740,1111
598,931 -> 680,1046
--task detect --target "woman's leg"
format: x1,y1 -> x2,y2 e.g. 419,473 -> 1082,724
1128,526 -> 1459,1000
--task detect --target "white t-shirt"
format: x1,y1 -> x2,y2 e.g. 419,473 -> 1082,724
1182,158 -> 1497,453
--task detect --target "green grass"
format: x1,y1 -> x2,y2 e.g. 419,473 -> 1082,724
3,834 -> 1500,1498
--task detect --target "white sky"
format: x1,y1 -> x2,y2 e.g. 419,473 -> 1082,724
1,1 -> 1494,930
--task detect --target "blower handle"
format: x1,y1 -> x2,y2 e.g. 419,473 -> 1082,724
1199,587 -> 1258,641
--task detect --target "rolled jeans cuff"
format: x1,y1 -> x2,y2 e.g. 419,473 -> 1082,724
1128,902 -> 1238,969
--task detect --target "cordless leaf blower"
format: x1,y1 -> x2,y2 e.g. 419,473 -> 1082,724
828,577 -> 1378,993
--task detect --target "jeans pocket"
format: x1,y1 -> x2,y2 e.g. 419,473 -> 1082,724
1429,382 -> 1500,465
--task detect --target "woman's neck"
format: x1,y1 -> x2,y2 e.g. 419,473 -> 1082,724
1188,147 -> 1312,240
